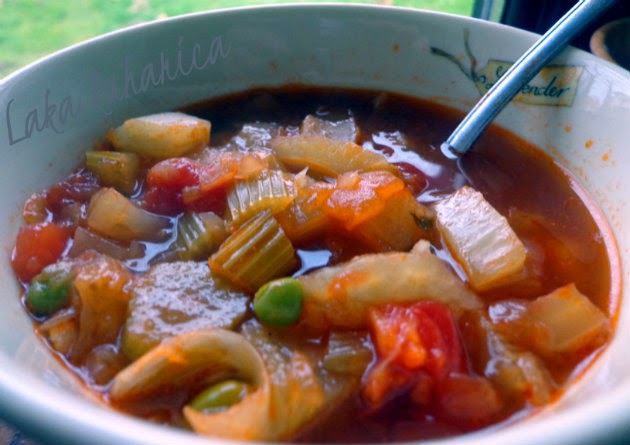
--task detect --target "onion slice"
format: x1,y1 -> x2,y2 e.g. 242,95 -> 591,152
111,327 -> 328,441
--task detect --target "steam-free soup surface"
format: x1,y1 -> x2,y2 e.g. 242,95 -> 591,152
11,87 -> 616,443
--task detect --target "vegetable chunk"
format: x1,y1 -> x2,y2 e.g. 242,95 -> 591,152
108,112 -> 211,160
322,171 -> 433,251
11,221 -> 70,282
87,188 -> 171,243
227,170 -> 297,228
277,170 -> 433,251
434,186 -> 526,291
122,261 -> 249,360
460,310 -> 554,406
113,325 -> 328,442
490,283 -> 610,357
298,240 -> 481,330
364,302 -> 466,408
300,115 -> 359,142
85,150 -> 139,195
270,135 -> 397,177
70,254 -> 134,364
209,210 -> 298,292
527,284 -> 609,354
175,212 -> 227,261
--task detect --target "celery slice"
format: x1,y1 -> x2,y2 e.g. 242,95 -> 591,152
227,170 -> 296,228
209,210 -> 297,292
434,186 -> 526,291
85,150 -> 139,195
176,212 -> 227,261
87,187 -> 171,242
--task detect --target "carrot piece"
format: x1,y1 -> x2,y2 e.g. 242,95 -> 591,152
323,171 -> 405,230
275,180 -> 333,243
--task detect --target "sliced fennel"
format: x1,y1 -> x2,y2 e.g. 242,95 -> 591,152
298,240 -> 481,331
87,188 -> 171,243
323,331 -> 373,376
270,135 -> 397,177
111,325 -> 328,442
434,186 -> 526,291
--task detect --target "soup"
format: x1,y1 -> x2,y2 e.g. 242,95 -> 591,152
10,87 -> 618,443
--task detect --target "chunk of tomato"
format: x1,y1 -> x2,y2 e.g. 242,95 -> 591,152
11,222 -> 71,283
394,162 -> 428,196
143,158 -> 200,215
363,301 -> 466,408
436,373 -> 503,428
181,162 -> 236,215
413,301 -> 466,381
46,168 -> 100,214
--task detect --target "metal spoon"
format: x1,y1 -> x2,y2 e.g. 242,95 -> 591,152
442,0 -> 617,157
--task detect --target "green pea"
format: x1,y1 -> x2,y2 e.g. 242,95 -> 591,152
189,380 -> 249,413
253,277 -> 304,327
26,269 -> 71,317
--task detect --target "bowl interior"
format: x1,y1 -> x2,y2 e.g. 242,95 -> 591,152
1,5 -> 629,445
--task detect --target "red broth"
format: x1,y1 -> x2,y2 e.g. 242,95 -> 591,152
11,87 -> 619,443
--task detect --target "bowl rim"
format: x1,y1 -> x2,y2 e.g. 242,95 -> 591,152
0,2 -> 456,83
1,3 -> 629,445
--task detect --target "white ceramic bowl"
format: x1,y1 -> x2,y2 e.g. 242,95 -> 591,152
1,5 -> 629,445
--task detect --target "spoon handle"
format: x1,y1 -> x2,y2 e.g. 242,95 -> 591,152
443,0 -> 617,156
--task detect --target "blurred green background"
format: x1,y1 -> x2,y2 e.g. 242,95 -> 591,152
0,0 -> 473,78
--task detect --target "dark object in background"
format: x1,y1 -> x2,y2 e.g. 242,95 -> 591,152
590,18 -> 630,70
500,0 -> 630,55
